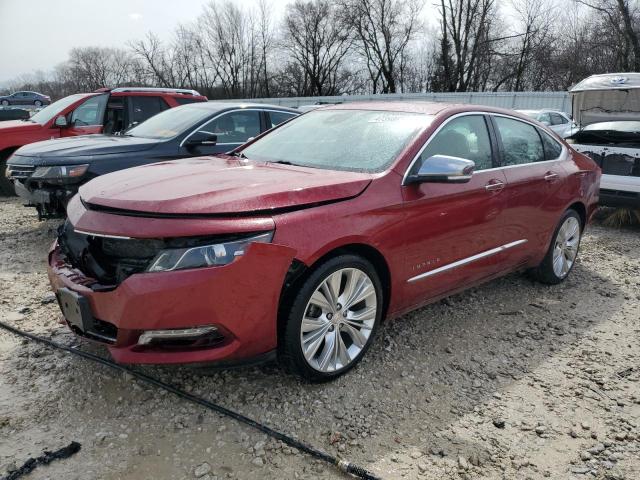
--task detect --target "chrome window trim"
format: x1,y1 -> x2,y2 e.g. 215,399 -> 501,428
492,113 -> 567,163
401,111 -> 566,185
407,239 -> 528,283
180,108 -> 292,148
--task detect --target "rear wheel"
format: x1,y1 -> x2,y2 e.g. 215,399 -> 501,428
530,209 -> 582,284
279,254 -> 383,381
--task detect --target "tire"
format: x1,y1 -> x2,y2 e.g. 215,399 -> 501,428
34,100 -> 42,107
0,153 -> 16,196
530,209 -> 582,285
279,254 -> 383,381
1,100 -> 9,106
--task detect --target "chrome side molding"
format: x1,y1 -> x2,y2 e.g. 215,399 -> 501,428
407,239 -> 528,283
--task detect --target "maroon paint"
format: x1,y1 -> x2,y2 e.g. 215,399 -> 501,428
48,103 -> 601,365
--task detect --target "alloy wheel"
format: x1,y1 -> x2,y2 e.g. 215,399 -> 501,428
300,268 -> 377,373
552,216 -> 580,278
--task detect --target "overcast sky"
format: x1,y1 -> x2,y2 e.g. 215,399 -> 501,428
0,0 -> 292,84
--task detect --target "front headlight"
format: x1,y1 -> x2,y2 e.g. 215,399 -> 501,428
147,232 -> 273,272
31,164 -> 89,184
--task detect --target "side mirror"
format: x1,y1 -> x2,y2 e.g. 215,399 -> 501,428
54,115 -> 68,128
185,131 -> 217,148
407,155 -> 475,184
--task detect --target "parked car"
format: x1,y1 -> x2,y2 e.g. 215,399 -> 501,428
49,102 -> 600,380
6,102 -> 299,219
0,87 -> 207,196
0,91 -> 51,107
517,109 -> 576,138
567,73 -> 640,208
0,108 -> 30,122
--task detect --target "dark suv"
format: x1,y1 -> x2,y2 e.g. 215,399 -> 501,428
0,87 -> 207,195
6,102 -> 298,218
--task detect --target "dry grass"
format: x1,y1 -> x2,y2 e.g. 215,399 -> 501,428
595,207 -> 640,228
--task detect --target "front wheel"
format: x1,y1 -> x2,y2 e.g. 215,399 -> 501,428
1,100 -> 9,106
279,255 -> 383,381
34,100 -> 42,107
531,209 -> 582,284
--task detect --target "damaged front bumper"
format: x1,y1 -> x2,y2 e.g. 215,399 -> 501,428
13,179 -> 75,219
47,239 -> 297,365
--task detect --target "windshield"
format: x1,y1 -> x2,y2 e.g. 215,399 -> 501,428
241,110 -> 433,172
126,104 -> 215,139
30,94 -> 88,125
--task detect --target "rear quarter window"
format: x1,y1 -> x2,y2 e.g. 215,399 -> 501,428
539,129 -> 563,160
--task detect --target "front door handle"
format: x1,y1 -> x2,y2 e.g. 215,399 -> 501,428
544,171 -> 559,182
485,179 -> 505,192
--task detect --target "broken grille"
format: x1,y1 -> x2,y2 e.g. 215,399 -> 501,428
6,164 -> 36,179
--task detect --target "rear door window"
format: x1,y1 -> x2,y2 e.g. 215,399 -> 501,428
128,96 -> 169,128
494,116 -> 544,166
417,115 -> 494,171
268,111 -> 297,128
70,94 -> 108,126
175,97 -> 205,105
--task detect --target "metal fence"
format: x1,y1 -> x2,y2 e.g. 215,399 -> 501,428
216,91 -> 571,112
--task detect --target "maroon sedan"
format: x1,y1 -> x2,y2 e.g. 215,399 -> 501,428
48,102 -> 600,380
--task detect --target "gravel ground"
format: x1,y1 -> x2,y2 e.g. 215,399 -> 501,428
0,196 -> 638,480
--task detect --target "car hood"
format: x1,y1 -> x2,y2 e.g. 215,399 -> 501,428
79,156 -> 373,216
571,88 -> 640,126
12,135 -> 159,162
0,120 -> 43,133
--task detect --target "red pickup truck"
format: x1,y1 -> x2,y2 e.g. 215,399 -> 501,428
0,87 -> 207,195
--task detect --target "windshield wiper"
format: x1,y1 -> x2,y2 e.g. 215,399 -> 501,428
231,151 -> 248,159
268,160 -> 297,166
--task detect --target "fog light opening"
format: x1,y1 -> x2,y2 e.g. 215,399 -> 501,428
137,326 -> 223,348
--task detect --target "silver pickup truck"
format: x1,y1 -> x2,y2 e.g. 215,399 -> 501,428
568,73 -> 640,208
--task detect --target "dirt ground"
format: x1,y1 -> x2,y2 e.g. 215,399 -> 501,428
0,196 -> 638,480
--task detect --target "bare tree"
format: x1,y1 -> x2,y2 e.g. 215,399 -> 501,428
576,0 -> 640,70
282,0 -> 353,96
339,0 -> 422,93
432,0 -> 502,92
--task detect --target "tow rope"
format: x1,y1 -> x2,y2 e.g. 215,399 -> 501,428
0,320 -> 382,480
1,441 -> 81,480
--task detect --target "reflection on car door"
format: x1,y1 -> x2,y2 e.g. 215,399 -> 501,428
401,114 -> 510,308
490,115 -> 569,268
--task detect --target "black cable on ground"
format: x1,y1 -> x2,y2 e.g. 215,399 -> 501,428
1,441 -> 81,480
0,320 -> 382,480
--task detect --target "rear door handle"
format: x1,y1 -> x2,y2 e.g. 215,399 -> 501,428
485,179 -> 505,192
544,171 -> 559,182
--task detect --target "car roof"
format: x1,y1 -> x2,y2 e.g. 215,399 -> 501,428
518,109 -> 566,115
320,101 -> 539,119
184,102 -> 299,113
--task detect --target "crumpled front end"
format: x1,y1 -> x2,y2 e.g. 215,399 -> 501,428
47,204 -> 297,365
6,161 -> 81,219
